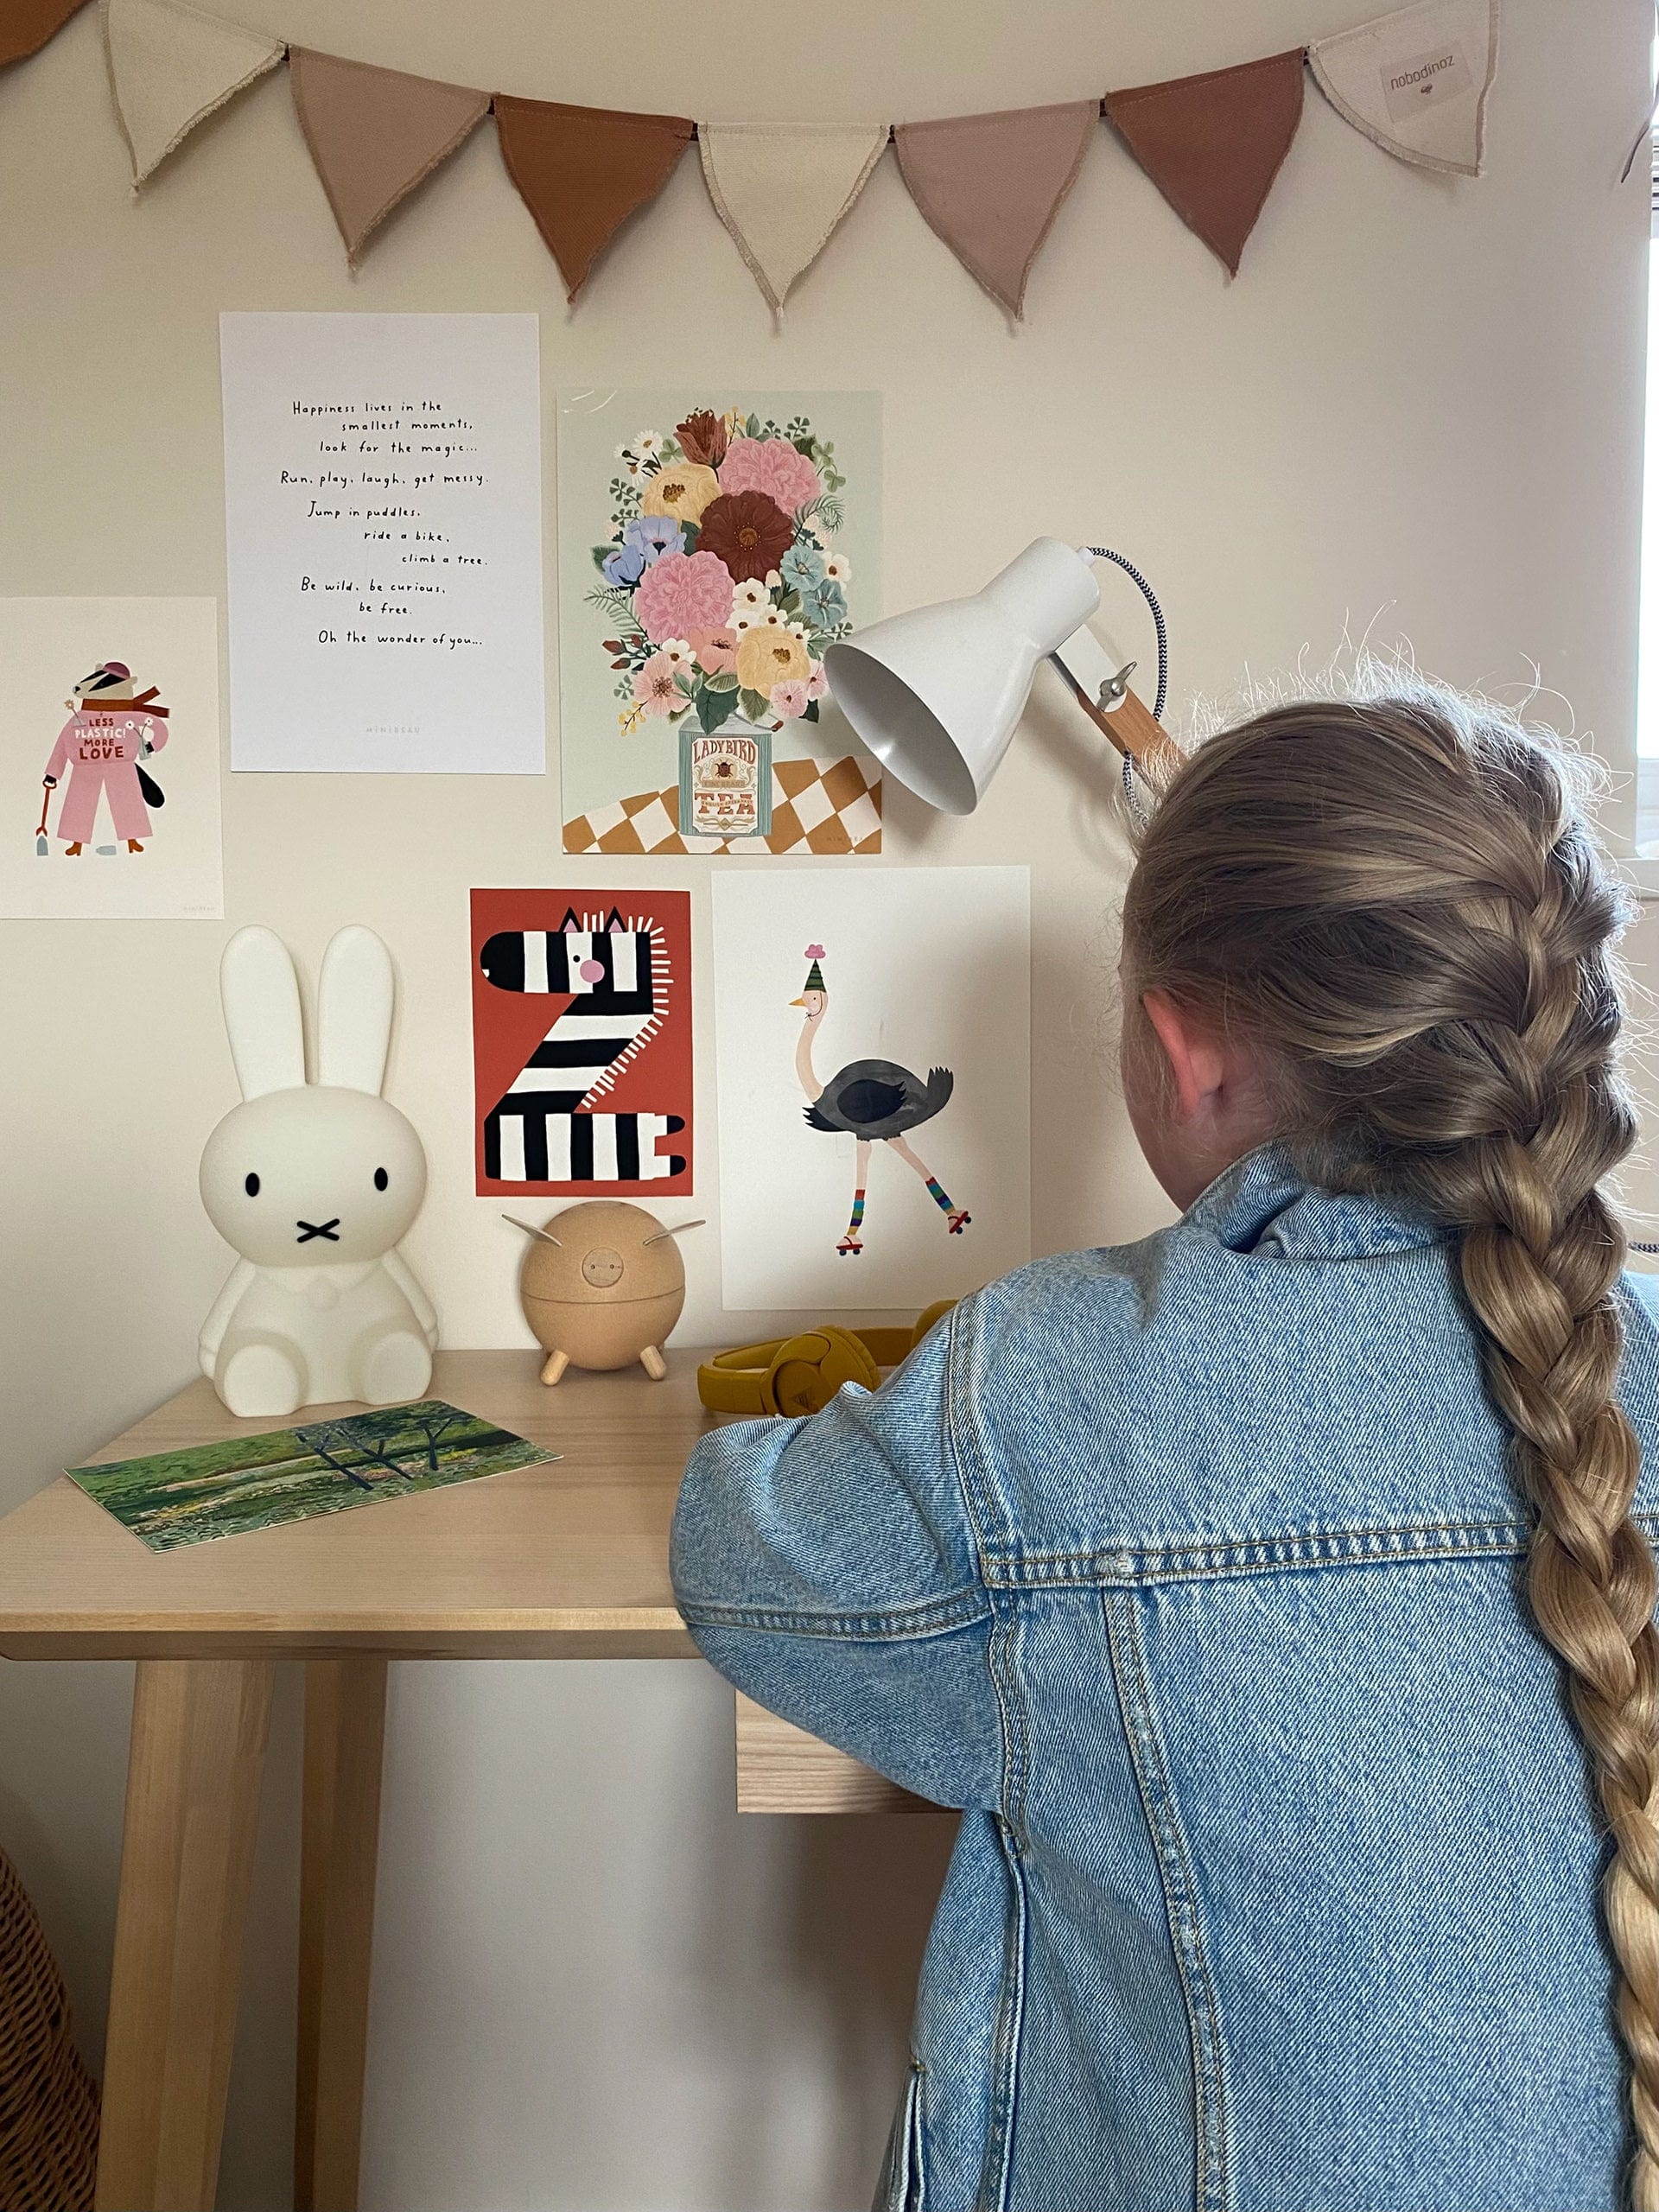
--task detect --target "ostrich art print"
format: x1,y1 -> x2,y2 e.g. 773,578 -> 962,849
792,945 -> 972,1256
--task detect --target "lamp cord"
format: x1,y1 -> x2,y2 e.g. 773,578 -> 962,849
1081,547 -> 1168,723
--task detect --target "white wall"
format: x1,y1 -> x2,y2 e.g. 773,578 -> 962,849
2,2 -> 1654,2205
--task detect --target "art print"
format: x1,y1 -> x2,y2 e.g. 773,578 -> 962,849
471,887 -> 694,1198
712,868 -> 1031,1310
220,312 -> 545,773
558,388 -> 883,855
0,597 -> 222,919
69,1402 -> 554,1553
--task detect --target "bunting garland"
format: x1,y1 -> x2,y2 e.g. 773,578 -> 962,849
0,0 -> 82,68
1105,50 -> 1306,276
289,50 -> 490,264
894,102 -> 1098,321
1307,0 -> 1497,178
102,0 -> 282,187
700,122 -> 888,321
495,98 -> 693,302
2,0 -> 1504,312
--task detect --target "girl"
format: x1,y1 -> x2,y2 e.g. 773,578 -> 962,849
671,687 -> 1659,2212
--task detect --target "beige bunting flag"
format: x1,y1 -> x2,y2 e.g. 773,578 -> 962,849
102,0 -> 283,185
893,101 -> 1098,320
1104,50 -> 1306,277
1308,0 -> 1497,178
290,49 -> 489,263
699,122 -> 888,320
1,0 -> 89,68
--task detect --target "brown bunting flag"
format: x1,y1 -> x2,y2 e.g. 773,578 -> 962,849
0,0 -> 86,68
290,50 -> 490,263
1105,48 -> 1306,276
893,101 -> 1099,320
494,96 -> 694,302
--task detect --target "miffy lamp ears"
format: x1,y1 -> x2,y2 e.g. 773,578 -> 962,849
221,928 -> 304,1100
220,924 -> 396,1100
317,927 -> 394,1096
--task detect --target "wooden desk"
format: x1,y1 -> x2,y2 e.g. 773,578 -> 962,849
0,1350 -> 928,2212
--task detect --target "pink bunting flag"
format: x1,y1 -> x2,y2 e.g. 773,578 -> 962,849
893,101 -> 1099,321
1105,49 -> 1306,277
290,49 -> 490,264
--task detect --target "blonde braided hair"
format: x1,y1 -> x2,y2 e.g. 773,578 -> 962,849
1122,686 -> 1657,2202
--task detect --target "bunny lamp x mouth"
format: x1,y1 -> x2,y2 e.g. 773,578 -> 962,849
197,925 -> 439,1419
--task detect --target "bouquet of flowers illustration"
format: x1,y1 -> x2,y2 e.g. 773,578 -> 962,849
588,407 -> 852,742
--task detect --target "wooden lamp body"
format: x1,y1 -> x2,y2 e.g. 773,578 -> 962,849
517,1200 -> 686,1386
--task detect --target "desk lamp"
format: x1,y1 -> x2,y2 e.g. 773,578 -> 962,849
823,539 -> 1176,812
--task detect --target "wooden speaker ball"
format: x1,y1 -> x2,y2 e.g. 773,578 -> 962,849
511,1200 -> 695,1386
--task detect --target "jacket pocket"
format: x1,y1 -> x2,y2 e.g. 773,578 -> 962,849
874,2057 -> 927,2212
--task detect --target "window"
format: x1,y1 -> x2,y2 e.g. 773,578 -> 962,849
1636,141 -> 1659,848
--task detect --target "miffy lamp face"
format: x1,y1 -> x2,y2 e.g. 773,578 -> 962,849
200,1089 -> 426,1267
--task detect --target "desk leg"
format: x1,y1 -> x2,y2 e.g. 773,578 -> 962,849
296,1658 -> 388,2212
96,1657 -> 274,2212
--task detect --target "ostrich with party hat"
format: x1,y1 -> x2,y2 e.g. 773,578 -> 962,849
791,944 -> 971,1256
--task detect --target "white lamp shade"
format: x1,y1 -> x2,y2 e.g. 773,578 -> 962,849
824,537 -> 1101,812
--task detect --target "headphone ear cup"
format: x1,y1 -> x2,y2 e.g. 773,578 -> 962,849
816,1325 -> 882,1396
762,1326 -> 881,1417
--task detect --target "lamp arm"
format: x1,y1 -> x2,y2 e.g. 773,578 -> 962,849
1049,626 -> 1173,768
1078,546 -> 1168,721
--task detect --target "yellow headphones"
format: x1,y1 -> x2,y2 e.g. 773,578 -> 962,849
697,1301 -> 957,1418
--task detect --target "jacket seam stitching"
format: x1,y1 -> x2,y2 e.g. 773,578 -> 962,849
1104,1589 -> 1231,2212
944,1306 -> 1020,1838
979,1509 -> 1659,1580
947,1311 -> 1023,2212
677,1587 -> 988,1639
978,1811 -> 1028,2212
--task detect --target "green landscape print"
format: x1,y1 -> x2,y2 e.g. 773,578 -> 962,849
68,1402 -> 556,1553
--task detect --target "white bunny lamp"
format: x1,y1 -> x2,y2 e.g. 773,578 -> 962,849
198,925 -> 439,1419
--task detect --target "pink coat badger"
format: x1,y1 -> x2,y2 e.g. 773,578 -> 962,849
43,662 -> 168,852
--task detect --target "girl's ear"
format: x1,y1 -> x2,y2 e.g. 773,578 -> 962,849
221,927 -> 307,1099
316,926 -> 395,1096
1141,988 -> 1228,1124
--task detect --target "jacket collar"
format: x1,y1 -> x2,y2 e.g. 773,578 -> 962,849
1184,1143 -> 1444,1260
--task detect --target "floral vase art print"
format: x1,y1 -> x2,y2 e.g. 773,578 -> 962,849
557,389 -> 882,855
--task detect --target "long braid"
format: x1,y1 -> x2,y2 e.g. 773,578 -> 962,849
1124,685 -> 1657,2200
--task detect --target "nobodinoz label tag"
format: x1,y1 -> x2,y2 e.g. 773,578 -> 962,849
1381,42 -> 1473,121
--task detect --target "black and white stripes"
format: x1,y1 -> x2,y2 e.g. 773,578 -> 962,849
479,907 -> 685,1185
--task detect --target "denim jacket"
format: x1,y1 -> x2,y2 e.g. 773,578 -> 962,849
671,1148 -> 1659,2212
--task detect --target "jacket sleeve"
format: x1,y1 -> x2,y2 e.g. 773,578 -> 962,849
43,717 -> 74,780
671,1311 -> 1002,1809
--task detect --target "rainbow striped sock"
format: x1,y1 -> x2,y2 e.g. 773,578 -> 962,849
846,1188 -> 866,1234
925,1176 -> 955,1216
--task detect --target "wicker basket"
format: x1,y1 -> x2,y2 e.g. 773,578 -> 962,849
0,1847 -> 99,2212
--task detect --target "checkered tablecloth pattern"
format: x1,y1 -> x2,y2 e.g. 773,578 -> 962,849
563,754 -> 882,855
